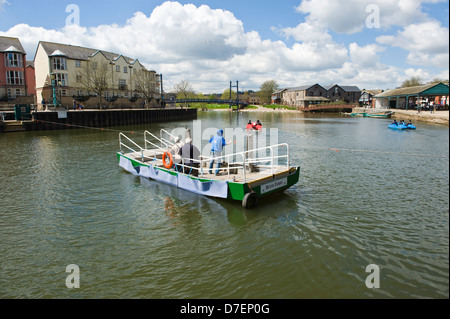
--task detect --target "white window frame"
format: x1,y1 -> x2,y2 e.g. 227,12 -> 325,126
52,57 -> 67,70
5,53 -> 23,67
55,73 -> 68,86
6,70 -> 24,85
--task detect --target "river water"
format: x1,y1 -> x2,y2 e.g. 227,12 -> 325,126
0,111 -> 448,299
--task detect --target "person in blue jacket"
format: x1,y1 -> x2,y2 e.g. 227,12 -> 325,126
209,129 -> 231,175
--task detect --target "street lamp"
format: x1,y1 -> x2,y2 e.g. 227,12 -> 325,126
50,73 -> 59,106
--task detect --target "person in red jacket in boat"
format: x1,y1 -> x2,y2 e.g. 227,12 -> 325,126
246,120 -> 254,130
246,120 -> 262,130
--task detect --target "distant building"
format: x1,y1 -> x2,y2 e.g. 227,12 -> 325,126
280,83 -> 361,108
323,84 -> 345,102
374,83 -> 449,110
248,92 -> 261,105
340,86 -> 361,104
282,84 -> 329,108
34,41 -> 160,109
271,88 -> 287,104
25,61 -> 36,99
359,89 -> 383,108
0,36 -> 34,103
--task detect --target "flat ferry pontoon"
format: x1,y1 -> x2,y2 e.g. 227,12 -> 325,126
117,129 -> 300,208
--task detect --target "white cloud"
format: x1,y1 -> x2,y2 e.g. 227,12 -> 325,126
349,42 -> 385,68
376,21 -> 449,68
0,1 -> 448,93
295,0 -> 447,34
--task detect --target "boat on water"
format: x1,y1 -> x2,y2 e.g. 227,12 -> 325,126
350,112 -> 366,117
117,128 -> 300,209
363,112 -> 393,118
388,123 -> 416,130
350,111 -> 393,118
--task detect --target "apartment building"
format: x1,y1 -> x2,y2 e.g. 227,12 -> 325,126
0,36 -> 32,102
34,41 -> 160,109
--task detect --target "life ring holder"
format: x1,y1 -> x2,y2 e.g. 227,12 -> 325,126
162,151 -> 174,169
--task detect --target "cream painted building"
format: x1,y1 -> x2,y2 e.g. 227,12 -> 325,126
34,41 -> 160,109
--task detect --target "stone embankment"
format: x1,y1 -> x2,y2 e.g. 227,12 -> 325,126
390,110 -> 449,126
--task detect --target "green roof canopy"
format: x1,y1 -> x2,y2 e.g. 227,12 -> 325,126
375,83 -> 449,98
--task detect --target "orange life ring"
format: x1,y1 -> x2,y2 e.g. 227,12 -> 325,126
162,151 -> 174,169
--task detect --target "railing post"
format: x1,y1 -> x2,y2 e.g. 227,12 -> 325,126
243,154 -> 246,183
270,147 -> 274,175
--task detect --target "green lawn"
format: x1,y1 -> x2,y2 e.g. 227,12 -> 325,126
261,104 -> 297,110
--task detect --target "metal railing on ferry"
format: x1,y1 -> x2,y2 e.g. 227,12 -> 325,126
120,130 -> 291,183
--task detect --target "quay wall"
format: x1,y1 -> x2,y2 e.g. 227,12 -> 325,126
23,108 -> 197,131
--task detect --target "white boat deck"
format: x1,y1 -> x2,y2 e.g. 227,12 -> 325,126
123,149 -> 290,184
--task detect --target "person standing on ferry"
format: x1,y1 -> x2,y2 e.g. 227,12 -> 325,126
208,129 -> 232,175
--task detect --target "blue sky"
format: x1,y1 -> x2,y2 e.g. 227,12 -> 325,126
1,0 -> 449,93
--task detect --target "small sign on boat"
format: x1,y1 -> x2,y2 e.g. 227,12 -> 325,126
261,177 -> 287,194
57,111 -> 67,119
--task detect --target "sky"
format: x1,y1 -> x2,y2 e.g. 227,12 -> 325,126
0,0 -> 449,94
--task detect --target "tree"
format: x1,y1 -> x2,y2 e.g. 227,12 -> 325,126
76,60 -> 112,109
259,80 -> 279,104
173,80 -> 194,108
401,76 -> 421,88
134,69 -> 159,107
221,89 -> 237,101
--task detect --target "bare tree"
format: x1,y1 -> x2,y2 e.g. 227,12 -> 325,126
401,76 -> 421,88
133,69 -> 159,108
76,60 -> 112,109
173,80 -> 194,109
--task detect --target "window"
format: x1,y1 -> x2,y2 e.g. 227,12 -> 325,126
75,60 -> 81,68
116,65 -> 120,72
7,88 -> 22,98
5,53 -> 23,67
118,79 -> 127,90
123,66 -> 128,73
55,73 -> 68,86
92,62 -> 98,69
76,75 -> 82,82
52,57 -> 67,70
6,71 -> 24,85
